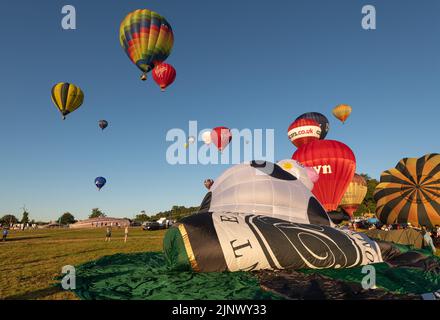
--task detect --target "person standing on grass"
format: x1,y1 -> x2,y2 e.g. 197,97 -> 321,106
2,228 -> 8,241
105,226 -> 112,242
124,226 -> 129,243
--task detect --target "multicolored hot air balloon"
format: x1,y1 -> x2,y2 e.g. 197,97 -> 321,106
152,63 -> 176,91
332,104 -> 352,124
95,177 -> 107,191
340,174 -> 368,218
119,9 -> 174,81
374,154 -> 440,228
287,118 -> 321,148
295,112 -> 329,139
211,127 -> 232,152
51,83 -> 84,120
292,140 -> 356,212
98,120 -> 108,131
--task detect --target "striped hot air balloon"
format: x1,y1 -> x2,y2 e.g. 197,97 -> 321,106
119,9 -> 174,80
374,154 -> 440,228
295,112 -> 329,139
51,83 -> 84,120
340,174 -> 368,218
332,104 -> 352,124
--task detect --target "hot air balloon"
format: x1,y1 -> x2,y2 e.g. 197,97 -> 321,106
204,179 -> 214,190
277,159 -> 319,191
332,104 -> 352,124
295,112 -> 329,139
211,127 -> 232,152
374,154 -> 440,228
287,118 -> 321,148
292,140 -> 356,212
340,174 -> 368,218
202,131 -> 212,145
152,63 -> 176,91
95,177 -> 107,191
98,120 -> 108,131
51,83 -> 84,120
119,9 -> 174,81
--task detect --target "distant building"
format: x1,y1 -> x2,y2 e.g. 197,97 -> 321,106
70,217 -> 130,229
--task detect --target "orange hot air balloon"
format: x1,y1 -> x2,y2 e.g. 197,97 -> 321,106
340,174 -> 368,218
152,63 -> 176,91
332,104 -> 352,124
292,140 -> 356,212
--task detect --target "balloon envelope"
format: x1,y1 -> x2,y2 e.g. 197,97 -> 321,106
277,159 -> 318,190
332,104 -> 352,124
119,9 -> 174,77
152,63 -> 176,91
292,140 -> 356,212
340,174 -> 368,217
99,120 -> 108,130
295,112 -> 329,139
51,82 -> 84,120
287,118 -> 321,148
202,131 -> 212,145
374,154 -> 440,228
211,127 -> 232,151
95,177 -> 107,190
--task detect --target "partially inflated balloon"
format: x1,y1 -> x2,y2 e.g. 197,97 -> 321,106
287,118 -> 321,148
152,63 -> 176,91
51,83 -> 84,120
292,140 -> 356,212
95,177 -> 107,191
99,120 -> 108,131
277,159 -> 319,190
295,112 -> 329,139
340,174 -> 368,218
332,104 -> 352,124
211,127 -> 232,151
119,9 -> 174,80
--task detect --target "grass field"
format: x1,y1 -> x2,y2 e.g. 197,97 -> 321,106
0,227 -> 166,300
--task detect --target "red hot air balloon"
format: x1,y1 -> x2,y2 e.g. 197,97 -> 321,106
211,127 -> 232,151
292,140 -> 356,212
152,63 -> 176,91
287,118 -> 321,148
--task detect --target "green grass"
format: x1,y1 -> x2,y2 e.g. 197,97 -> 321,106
0,227 -> 166,300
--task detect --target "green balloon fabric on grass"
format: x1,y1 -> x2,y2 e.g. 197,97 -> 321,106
69,252 -> 281,300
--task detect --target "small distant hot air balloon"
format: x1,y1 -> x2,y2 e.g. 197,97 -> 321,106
185,136 -> 196,149
152,63 -> 176,91
202,131 -> 212,145
95,177 -> 107,191
292,140 -> 356,212
119,9 -> 174,81
295,112 -> 329,139
332,104 -> 352,124
340,174 -> 368,218
204,179 -> 214,190
51,83 -> 84,120
287,118 -> 321,148
99,120 -> 109,131
211,127 -> 232,152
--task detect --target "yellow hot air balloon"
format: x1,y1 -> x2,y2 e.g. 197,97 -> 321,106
340,174 -> 368,217
332,104 -> 352,124
51,83 -> 84,120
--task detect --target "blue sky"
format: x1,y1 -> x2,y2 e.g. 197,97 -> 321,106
0,0 -> 439,221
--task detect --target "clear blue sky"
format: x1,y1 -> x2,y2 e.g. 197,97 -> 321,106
0,0 -> 439,221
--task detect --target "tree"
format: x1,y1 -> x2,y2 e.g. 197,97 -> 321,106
89,208 -> 106,219
0,215 -> 19,225
135,213 -> 150,222
59,212 -> 76,225
21,210 -> 30,225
